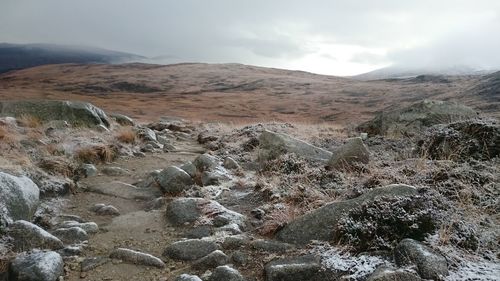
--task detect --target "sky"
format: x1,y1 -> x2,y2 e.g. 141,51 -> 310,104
1,0 -> 499,76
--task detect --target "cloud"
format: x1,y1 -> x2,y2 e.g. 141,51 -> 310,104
1,0 -> 499,75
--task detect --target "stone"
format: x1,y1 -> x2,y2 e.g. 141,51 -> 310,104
0,100 -> 110,128
265,255 -> 336,281
58,245 -> 83,256
394,239 -> 448,280
198,132 -> 218,144
366,266 -> 422,281
230,251 -> 248,266
275,184 -> 418,244
223,157 -> 240,170
80,256 -> 111,272
180,162 -> 197,178
201,171 -> 225,186
258,130 -> 332,162
0,172 -> 39,229
184,225 -> 212,239
163,239 -> 219,260
208,265 -> 245,281
7,220 -> 63,251
80,164 -> 97,177
110,113 -> 135,126
222,235 -> 250,250
166,197 -> 246,228
91,204 -> 120,216
9,251 -> 64,281
250,239 -> 294,253
136,127 -> 157,142
215,223 -> 242,235
174,274 -> 203,281
357,100 -> 478,136
192,250 -> 229,270
163,143 -> 177,152
193,154 -> 219,172
109,248 -> 165,268
86,181 -> 160,200
58,221 -> 99,234
156,166 -> 194,194
26,169 -> 72,197
327,137 -> 370,169
52,227 -> 88,244
101,166 -> 128,176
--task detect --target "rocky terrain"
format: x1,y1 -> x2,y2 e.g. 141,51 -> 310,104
0,99 -> 498,281
0,63 -> 499,124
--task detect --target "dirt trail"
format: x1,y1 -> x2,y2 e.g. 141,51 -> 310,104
62,139 -> 211,281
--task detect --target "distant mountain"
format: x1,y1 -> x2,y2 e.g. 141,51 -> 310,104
470,71 -> 500,102
353,65 -> 496,80
0,43 -> 144,73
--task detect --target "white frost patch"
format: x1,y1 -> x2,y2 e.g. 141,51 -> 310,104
310,243 -> 390,280
446,260 -> 500,281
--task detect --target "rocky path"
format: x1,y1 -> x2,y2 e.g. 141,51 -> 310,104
62,140 -> 213,280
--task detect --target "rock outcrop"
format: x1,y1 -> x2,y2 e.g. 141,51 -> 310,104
327,137 -> 370,168
0,172 -> 40,228
394,239 -> 449,280
9,251 -> 64,281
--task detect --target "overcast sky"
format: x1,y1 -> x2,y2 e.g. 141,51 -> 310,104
1,0 -> 499,75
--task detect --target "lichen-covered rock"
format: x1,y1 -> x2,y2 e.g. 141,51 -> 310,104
208,265 -> 245,281
327,137 -> 370,169
175,274 -> 203,281
193,154 -> 219,172
0,172 -> 39,229
109,248 -> 165,268
156,166 -> 193,194
136,127 -> 157,142
275,184 -> 418,244
180,162 -> 197,178
357,100 -> 478,136
110,113 -> 134,126
9,251 -> 64,281
394,239 -> 448,280
58,221 -> 99,234
163,239 -> 219,260
0,100 -> 110,128
258,130 -> 332,162
7,220 -> 63,251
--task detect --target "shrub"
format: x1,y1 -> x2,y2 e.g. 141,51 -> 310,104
115,128 -> 136,144
75,145 -> 117,164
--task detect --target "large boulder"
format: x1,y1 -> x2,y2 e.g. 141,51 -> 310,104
156,166 -> 193,194
9,251 -> 64,281
0,100 -> 110,128
163,239 -> 219,260
258,130 -> 332,162
275,184 -> 418,245
357,100 -> 478,136
0,172 -> 39,229
418,118 -> 500,161
394,239 -> 448,280
327,137 -> 370,169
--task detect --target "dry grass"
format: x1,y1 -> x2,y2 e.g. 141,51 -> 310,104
115,128 -> 136,144
0,126 -> 17,145
74,145 -> 117,164
17,114 -> 42,128
258,205 -> 301,236
38,157 -> 74,177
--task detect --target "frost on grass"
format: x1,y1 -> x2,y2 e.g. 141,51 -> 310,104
310,243 -> 389,280
446,261 -> 500,281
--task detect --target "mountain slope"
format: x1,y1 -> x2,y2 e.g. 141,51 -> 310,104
353,65 -> 495,80
0,43 -> 144,73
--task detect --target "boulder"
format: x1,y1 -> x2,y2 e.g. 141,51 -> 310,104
250,239 -> 294,253
166,197 -> 246,229
357,100 -> 478,136
163,239 -> 219,261
418,118 -> 500,161
110,113 -> 134,126
193,154 -> 219,172
80,257 -> 110,272
58,221 -> 99,234
259,130 -> 332,162
80,164 -> 97,177
101,166 -> 128,176
208,265 -> 245,281
9,251 -> 64,281
275,184 -> 418,244
7,220 -> 63,251
0,172 -> 39,228
327,137 -> 370,169
265,255 -> 337,281
180,162 -> 197,178
136,127 -> 157,142
156,166 -> 193,194
366,266 -> 422,281
192,250 -> 229,270
52,227 -> 88,244
394,239 -> 448,280
109,248 -> 165,268
223,157 -> 240,170
0,100 -> 110,128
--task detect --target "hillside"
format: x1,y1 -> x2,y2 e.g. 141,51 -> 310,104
0,63 -> 498,123
0,43 -> 143,73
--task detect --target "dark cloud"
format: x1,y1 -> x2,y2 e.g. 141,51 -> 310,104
1,0 -> 499,75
